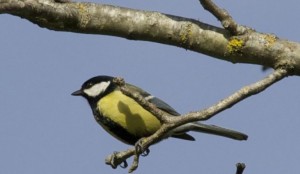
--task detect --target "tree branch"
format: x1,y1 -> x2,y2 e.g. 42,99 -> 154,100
199,0 -> 246,35
177,68 -> 288,123
1,0 -> 300,75
109,68 -> 288,172
235,163 -> 246,174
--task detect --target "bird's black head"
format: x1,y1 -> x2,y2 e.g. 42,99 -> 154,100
71,75 -> 116,101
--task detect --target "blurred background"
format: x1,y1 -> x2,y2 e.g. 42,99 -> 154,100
1,0 -> 299,173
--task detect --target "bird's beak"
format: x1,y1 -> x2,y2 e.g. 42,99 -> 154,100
71,89 -> 84,96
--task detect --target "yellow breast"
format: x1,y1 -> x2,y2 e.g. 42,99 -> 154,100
97,90 -> 161,138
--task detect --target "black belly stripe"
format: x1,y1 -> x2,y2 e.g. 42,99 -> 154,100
93,111 -> 139,145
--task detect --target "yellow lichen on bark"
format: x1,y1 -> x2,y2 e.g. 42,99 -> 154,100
227,38 -> 244,54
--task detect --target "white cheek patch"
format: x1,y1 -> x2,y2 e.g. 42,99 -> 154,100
83,81 -> 111,97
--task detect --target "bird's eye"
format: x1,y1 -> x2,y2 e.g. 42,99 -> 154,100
86,82 -> 93,88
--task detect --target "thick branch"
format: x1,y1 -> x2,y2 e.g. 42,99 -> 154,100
1,0 -> 300,75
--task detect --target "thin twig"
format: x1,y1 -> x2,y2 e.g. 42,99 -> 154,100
176,68 -> 289,124
108,69 -> 288,172
105,148 -> 135,169
113,77 -> 171,123
199,0 -> 247,35
235,163 -> 246,174
129,153 -> 140,173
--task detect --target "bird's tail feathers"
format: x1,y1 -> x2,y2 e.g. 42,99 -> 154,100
173,122 -> 248,141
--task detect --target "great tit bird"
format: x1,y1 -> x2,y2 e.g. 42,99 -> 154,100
72,75 -> 247,145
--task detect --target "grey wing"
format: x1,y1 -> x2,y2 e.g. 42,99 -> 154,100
126,83 -> 180,116
126,83 -> 195,141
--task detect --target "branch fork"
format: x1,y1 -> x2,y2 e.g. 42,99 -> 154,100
199,0 -> 247,35
109,68 -> 288,172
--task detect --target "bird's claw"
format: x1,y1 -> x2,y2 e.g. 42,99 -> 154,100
135,138 -> 150,157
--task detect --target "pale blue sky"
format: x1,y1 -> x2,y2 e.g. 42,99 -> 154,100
1,1 -> 300,174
